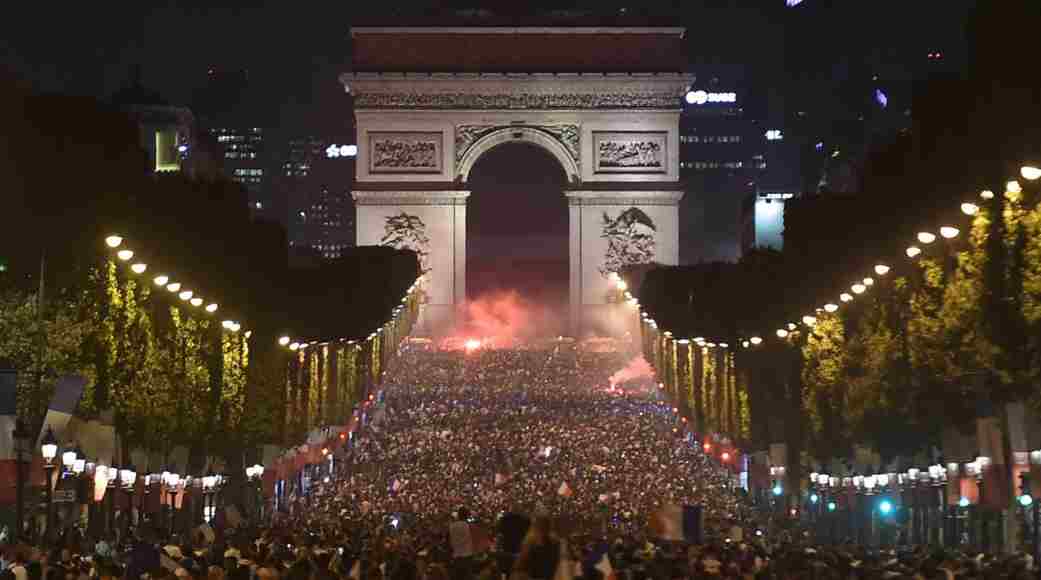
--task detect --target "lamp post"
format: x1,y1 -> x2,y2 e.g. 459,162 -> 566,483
40,426 -> 58,541
118,465 -> 136,534
201,473 -> 217,523
246,464 -> 265,522
11,419 -> 32,543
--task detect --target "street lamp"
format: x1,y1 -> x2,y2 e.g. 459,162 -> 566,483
41,426 -> 58,539
1021,166 -> 1041,181
41,426 -> 58,464
62,447 -> 77,473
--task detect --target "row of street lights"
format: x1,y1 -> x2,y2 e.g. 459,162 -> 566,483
17,423 -> 267,543
275,275 -> 423,352
104,234 -> 246,333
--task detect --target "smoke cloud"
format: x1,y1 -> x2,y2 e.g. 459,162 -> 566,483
441,290 -> 566,348
608,355 -> 655,387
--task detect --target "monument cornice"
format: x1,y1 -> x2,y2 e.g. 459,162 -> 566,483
566,190 -> 684,206
350,27 -> 687,36
352,190 -> 471,206
342,72 -> 694,111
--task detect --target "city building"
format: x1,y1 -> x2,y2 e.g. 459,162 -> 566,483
192,68 -> 274,219
278,136 -> 357,261
679,76 -> 803,262
108,78 -> 222,180
210,125 -> 268,214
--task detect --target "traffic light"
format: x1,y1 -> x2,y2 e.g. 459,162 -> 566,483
826,501 -> 837,512
809,492 -> 819,504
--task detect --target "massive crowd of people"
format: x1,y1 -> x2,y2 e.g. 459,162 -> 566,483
3,342 -> 1038,579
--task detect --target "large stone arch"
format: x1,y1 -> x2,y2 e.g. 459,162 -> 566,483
456,126 -> 580,184
346,27 -> 691,336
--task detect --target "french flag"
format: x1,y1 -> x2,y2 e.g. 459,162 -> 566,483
650,504 -> 704,544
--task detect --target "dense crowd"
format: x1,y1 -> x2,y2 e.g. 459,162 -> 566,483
3,343 -> 1039,579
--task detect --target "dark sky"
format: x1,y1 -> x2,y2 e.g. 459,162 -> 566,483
3,1 -> 974,108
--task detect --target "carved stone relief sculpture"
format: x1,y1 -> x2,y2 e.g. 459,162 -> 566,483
369,132 -> 443,173
593,132 -> 667,174
454,124 -> 580,170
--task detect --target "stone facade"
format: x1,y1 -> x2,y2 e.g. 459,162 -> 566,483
345,34 -> 690,335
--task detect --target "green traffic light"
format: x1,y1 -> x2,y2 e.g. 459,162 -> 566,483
826,501 -> 837,512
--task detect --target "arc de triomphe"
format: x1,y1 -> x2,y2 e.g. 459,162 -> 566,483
343,26 -> 691,335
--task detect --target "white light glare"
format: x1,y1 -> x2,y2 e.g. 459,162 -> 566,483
105,235 -> 123,248
116,250 -> 134,261
874,264 -> 890,276
1021,166 -> 1041,181
940,226 -> 960,239
824,303 -> 839,313
205,303 -> 218,313
917,232 -> 937,244
906,246 -> 922,258
961,203 -> 979,216
839,293 -> 853,303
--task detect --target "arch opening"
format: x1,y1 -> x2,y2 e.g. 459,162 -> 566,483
465,141 -> 569,338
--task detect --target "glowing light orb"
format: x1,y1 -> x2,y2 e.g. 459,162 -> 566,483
464,339 -> 481,351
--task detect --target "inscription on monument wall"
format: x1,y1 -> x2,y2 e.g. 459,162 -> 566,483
592,131 -> 667,174
369,132 -> 444,173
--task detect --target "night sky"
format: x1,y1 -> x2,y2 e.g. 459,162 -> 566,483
3,2 -> 974,110
2,1 -> 976,270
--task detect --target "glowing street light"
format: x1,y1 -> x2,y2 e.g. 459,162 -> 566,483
1007,180 -> 1023,194
878,499 -> 894,515
863,277 -> 875,286
824,303 -> 839,313
906,246 -> 922,258
980,190 -> 995,200
153,275 -> 169,286
802,315 -> 817,326
1021,166 -> 1041,181
205,303 -> 218,313
917,232 -> 936,244
130,263 -> 147,274
278,336 -> 291,346
105,235 -> 123,248
178,290 -> 193,301
939,226 -> 960,239
851,283 -> 867,294
961,202 -> 979,216
839,293 -> 853,302
776,328 -> 789,338
116,250 -> 134,261
289,342 -> 300,351
166,282 -> 181,293
874,264 -> 890,276
189,297 -> 203,307
749,336 -> 763,345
